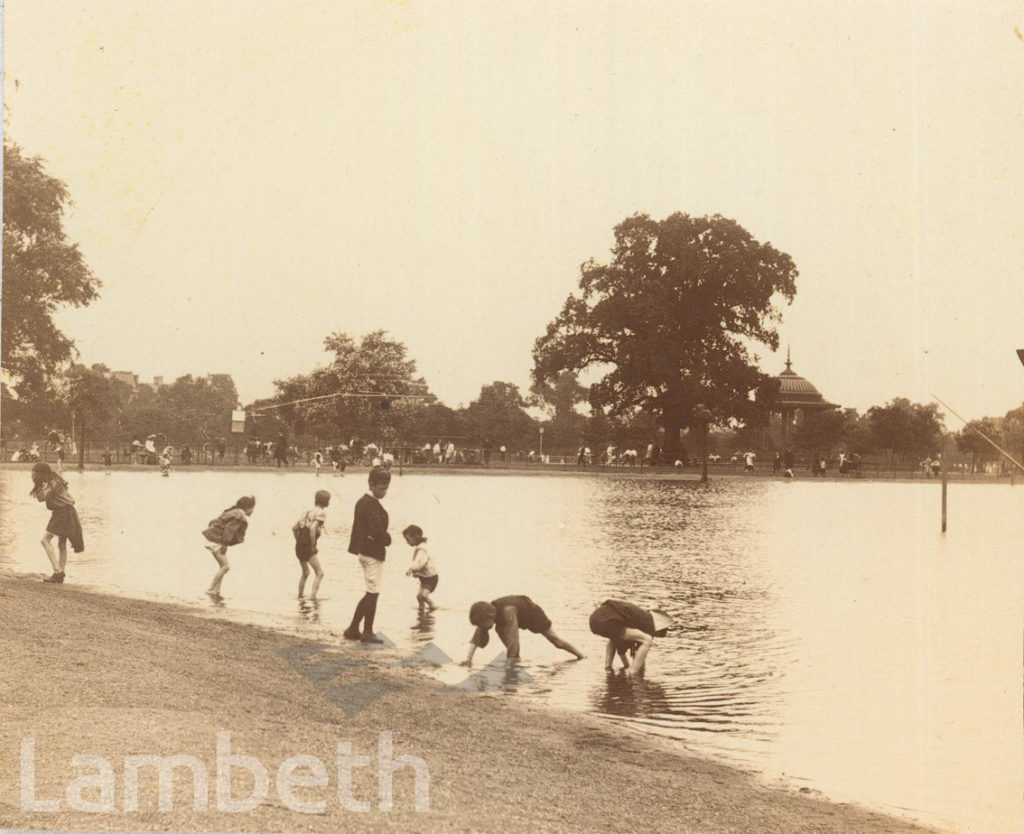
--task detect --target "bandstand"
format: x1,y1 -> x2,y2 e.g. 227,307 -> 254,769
770,350 -> 839,451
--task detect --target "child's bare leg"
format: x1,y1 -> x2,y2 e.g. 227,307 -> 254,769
57,538 -> 68,572
298,562 -> 309,597
40,533 -> 60,572
308,556 -> 323,599
542,628 -> 584,659
620,627 -> 652,675
207,548 -> 229,594
604,639 -> 624,670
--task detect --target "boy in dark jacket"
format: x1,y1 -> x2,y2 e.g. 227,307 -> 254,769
343,468 -> 391,642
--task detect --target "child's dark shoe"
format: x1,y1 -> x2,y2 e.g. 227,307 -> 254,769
43,572 -> 65,584
343,627 -> 362,641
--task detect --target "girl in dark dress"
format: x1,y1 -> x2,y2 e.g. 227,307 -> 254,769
202,495 -> 256,597
30,462 -> 84,584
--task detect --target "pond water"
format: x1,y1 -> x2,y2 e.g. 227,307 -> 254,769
1,467 -> 1020,833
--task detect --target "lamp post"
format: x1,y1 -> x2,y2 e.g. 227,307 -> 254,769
539,426 -> 544,459
692,404 -> 713,485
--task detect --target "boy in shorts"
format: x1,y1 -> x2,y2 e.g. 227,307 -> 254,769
463,595 -> 584,667
293,489 -> 330,598
343,468 -> 391,642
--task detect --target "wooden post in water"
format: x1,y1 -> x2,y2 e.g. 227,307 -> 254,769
941,434 -> 949,533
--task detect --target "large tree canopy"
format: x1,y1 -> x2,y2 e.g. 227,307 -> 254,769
532,212 -> 797,454
866,398 -> 944,460
2,142 -> 100,387
269,331 -> 432,442
464,381 -> 537,450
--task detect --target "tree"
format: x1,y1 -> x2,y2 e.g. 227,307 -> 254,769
532,212 -> 797,457
1002,404 -> 1024,471
270,331 -> 432,444
793,408 -> 847,456
2,142 -> 101,388
955,417 -> 1004,472
530,370 -> 588,453
116,374 -> 239,444
866,398 -> 944,461
463,381 -> 537,451
65,364 -> 124,468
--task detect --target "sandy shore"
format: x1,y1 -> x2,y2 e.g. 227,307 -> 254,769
0,575 -> 938,833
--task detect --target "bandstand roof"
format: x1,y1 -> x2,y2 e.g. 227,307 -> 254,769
773,352 -> 839,410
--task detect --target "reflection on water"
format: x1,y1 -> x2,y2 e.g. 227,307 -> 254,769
297,596 -> 322,623
594,672 -> 672,718
1,467 -> 1020,833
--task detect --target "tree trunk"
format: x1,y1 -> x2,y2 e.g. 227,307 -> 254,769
700,423 -> 709,484
660,411 -> 684,459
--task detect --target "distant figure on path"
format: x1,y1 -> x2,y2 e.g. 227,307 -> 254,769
743,451 -> 756,473
782,448 -> 795,478
589,599 -> 672,676
293,489 -> 330,599
772,452 -> 781,475
462,595 -> 584,667
343,467 -> 392,643
102,448 -> 113,475
274,435 -> 289,468
202,495 -> 256,597
403,524 -> 438,612
30,462 -> 84,583
160,446 -> 173,477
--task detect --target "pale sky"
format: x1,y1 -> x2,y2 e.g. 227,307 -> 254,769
4,1 -> 1023,421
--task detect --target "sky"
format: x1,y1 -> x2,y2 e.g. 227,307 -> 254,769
4,1 -> 1024,421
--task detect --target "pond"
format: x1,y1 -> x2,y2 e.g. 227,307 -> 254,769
1,466 -> 1019,833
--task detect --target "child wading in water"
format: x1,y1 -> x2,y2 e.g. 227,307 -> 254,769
343,467 -> 391,643
588,599 -> 673,676
30,462 -> 85,583
293,489 -> 330,599
463,595 -> 584,667
402,525 -> 438,612
202,495 -> 256,596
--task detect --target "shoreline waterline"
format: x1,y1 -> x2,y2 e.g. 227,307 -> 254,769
0,573 -> 941,833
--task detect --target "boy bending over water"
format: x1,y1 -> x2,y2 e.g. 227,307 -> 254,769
588,599 -> 672,676
463,595 -> 584,667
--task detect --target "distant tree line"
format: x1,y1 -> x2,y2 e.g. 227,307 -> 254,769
3,140 -> 1012,469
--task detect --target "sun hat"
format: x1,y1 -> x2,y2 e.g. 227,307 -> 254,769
650,609 -> 673,634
